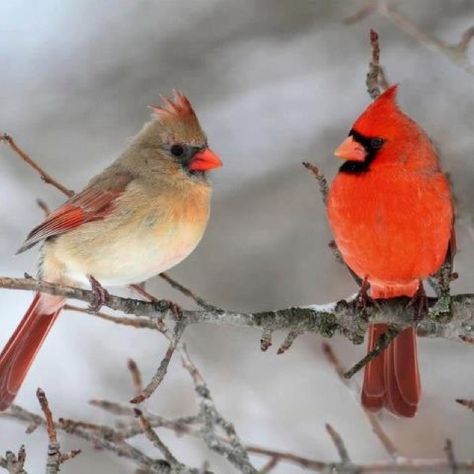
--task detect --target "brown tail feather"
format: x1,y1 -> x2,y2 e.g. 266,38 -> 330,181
0,293 -> 63,410
362,324 -> 420,418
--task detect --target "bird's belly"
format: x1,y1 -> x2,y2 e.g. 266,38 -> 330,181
327,170 -> 452,288
42,218 -> 207,287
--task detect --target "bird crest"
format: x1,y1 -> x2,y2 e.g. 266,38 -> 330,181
352,84 -> 402,138
150,90 -> 198,124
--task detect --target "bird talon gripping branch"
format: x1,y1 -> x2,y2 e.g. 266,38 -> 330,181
88,275 -> 110,312
406,283 -> 429,322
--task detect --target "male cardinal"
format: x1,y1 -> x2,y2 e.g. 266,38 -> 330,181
327,85 -> 454,417
0,91 -> 222,410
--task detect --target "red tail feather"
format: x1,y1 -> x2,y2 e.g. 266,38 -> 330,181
362,324 -> 420,418
0,293 -> 63,410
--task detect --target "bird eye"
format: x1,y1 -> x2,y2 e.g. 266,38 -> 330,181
170,144 -> 185,157
370,137 -> 384,150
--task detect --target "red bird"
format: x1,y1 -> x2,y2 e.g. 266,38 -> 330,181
327,85 -> 454,417
0,91 -> 222,410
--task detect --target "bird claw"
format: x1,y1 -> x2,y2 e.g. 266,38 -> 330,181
354,277 -> 373,312
406,283 -> 428,321
156,299 -> 183,320
88,275 -> 110,312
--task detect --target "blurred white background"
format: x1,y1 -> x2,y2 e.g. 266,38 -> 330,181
1,0 -> 474,472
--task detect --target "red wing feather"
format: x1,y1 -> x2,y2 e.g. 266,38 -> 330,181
17,186 -> 126,253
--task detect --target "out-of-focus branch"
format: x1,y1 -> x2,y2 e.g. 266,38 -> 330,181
325,423 -> 351,464
36,388 -> 81,473
3,404 -> 201,473
134,409 -> 184,471
5,363 -> 474,473
322,342 -> 400,461
345,1 -> 474,76
456,399 -> 474,412
1,133 -> 74,197
366,29 -> 389,99
180,345 -> 258,473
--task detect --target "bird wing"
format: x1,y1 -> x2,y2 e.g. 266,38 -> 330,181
17,171 -> 134,253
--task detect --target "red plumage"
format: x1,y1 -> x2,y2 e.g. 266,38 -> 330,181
327,85 -> 454,417
0,294 -> 63,410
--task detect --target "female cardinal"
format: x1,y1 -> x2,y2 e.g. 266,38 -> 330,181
0,91 -> 222,410
327,85 -> 454,417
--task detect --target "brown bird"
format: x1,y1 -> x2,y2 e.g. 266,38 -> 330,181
0,91 -> 222,410
327,85 -> 454,417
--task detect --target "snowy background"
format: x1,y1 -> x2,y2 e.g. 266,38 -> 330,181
1,0 -> 474,472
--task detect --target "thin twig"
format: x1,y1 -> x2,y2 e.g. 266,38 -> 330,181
159,272 -> 222,312
180,345 -> 258,474
322,342 -> 400,461
4,405 -> 174,471
445,439 -> 458,474
302,162 -> 329,205
247,446 -> 326,471
277,330 -> 302,355
134,409 -> 183,469
325,423 -> 351,464
258,455 -> 279,474
456,399 -> 474,412
367,29 -> 384,99
345,1 -> 474,77
260,328 -> 273,352
127,358 -> 144,396
36,388 -> 81,473
64,304 -> 157,329
1,133 -> 73,197
343,325 -> 401,378
36,198 -> 51,216
130,321 -> 186,404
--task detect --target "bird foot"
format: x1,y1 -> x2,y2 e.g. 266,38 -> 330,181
406,283 -> 428,321
156,299 -> 183,320
88,275 -> 110,312
354,277 -> 373,312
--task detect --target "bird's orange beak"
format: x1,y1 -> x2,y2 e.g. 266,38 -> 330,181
189,148 -> 222,171
334,136 -> 367,162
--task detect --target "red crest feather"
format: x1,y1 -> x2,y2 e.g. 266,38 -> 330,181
150,90 -> 198,124
352,84 -> 403,138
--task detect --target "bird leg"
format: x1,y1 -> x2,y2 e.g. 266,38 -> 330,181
87,275 -> 110,312
407,282 -> 428,321
355,276 -> 372,312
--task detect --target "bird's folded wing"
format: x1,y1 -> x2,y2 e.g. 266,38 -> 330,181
17,172 -> 133,253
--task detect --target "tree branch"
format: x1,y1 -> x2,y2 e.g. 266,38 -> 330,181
1,277 -> 473,344
1,134 -> 74,197
345,1 -> 474,77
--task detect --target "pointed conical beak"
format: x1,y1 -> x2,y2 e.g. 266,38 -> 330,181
189,148 -> 222,171
334,136 -> 367,162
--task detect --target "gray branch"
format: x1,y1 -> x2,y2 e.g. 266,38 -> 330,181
1,277 -> 473,345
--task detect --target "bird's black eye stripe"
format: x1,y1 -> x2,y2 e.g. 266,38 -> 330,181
340,130 -> 385,174
349,129 -> 384,152
170,144 -> 185,157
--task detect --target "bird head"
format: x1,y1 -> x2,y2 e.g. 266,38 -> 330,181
334,85 -> 434,173
134,90 -> 222,176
